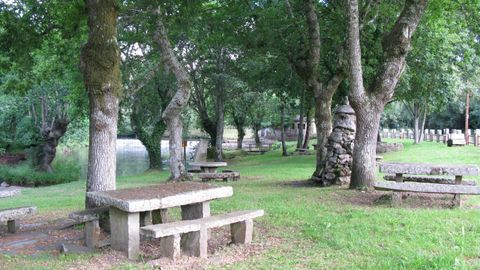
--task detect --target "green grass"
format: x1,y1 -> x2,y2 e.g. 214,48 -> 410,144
1,140 -> 480,269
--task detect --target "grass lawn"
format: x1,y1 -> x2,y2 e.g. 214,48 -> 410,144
1,139 -> 480,269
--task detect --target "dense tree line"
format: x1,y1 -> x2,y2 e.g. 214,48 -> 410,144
0,0 -> 479,201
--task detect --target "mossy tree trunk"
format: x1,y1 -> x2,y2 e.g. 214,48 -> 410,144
80,0 -> 121,208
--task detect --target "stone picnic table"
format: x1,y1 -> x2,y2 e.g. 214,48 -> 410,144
86,182 -> 233,259
189,161 -> 228,173
377,162 -> 480,206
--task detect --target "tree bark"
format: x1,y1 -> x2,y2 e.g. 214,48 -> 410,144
347,0 -> 428,189
214,85 -> 225,161
154,8 -> 192,181
413,102 -> 420,143
35,118 -> 69,172
302,107 -> 312,149
280,103 -> 288,156
419,107 -> 427,141
296,88 -> 305,149
232,112 -> 245,150
80,0 -> 121,208
465,91 -> 470,144
253,123 -> 261,147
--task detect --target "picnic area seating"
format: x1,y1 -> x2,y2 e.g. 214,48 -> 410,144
69,206 -> 109,248
86,182 -> 263,259
198,170 -> 240,182
0,206 -> 37,233
448,133 -> 466,146
141,209 -> 264,259
375,162 -> 480,207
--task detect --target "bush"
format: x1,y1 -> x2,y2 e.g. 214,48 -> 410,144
0,161 -> 80,187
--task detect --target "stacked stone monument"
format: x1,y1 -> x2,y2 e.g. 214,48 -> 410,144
316,98 -> 356,186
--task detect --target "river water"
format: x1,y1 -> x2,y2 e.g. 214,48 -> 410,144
55,139 -> 199,178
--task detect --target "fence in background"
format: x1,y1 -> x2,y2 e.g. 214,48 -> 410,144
380,128 -> 480,146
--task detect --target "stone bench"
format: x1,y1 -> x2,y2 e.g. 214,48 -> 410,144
140,209 -> 264,259
374,181 -> 480,207
245,149 -> 267,154
0,206 -> 37,233
198,171 -> 240,182
69,206 -> 109,248
383,175 -> 476,186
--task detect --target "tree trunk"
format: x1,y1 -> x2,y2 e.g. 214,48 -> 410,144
302,108 -> 312,149
237,127 -> 245,150
280,103 -> 288,156
214,88 -> 225,161
347,0 -> 428,189
145,143 -> 162,170
296,88 -> 305,149
35,118 -> 69,172
349,103 -> 383,188
419,107 -> 427,142
232,112 -> 245,150
413,102 -> 420,143
154,8 -> 192,181
465,91 -> 470,144
253,123 -> 261,147
80,0 -> 121,208
312,97 -> 332,178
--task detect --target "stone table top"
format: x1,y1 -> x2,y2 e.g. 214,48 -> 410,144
86,182 -> 233,212
189,162 -> 228,168
379,162 -> 480,176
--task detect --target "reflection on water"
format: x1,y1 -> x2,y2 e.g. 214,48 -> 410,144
56,139 -> 198,178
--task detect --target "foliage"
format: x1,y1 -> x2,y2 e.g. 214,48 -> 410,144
0,161 -> 80,187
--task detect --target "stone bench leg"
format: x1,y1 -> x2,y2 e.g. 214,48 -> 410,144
453,175 -> 463,207
392,173 -> 403,207
160,234 -> 181,259
7,220 -> 17,233
181,227 -> 207,258
110,207 -> 140,259
85,219 -> 100,248
231,219 -> 253,244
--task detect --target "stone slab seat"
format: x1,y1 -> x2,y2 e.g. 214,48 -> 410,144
374,181 -> 480,195
0,206 -> 37,233
383,175 -> 477,186
69,206 -> 109,248
140,209 -> 264,259
198,171 -> 240,182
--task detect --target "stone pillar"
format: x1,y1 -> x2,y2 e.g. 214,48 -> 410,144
152,209 -> 169,224
110,207 -> 140,259
7,220 -> 16,233
314,97 -> 356,186
85,220 -> 100,248
180,202 -> 210,258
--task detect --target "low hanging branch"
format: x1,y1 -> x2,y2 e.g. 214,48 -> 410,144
153,7 -> 192,181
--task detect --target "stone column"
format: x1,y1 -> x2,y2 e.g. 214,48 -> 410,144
180,202 -> 210,258
110,207 -> 140,259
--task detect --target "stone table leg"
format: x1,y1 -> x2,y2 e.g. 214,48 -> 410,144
453,175 -> 462,207
140,211 -> 152,227
392,173 -> 403,207
7,220 -> 16,233
110,207 -> 140,259
180,202 -> 210,257
152,209 -> 169,224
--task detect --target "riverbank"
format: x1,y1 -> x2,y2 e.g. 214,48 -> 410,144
1,140 -> 480,269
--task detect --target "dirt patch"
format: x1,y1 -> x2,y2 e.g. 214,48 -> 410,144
330,188 -> 462,209
280,180 -> 318,188
0,213 -> 278,270
0,153 -> 26,165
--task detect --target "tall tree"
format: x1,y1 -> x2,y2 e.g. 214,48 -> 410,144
153,8 -> 192,181
347,0 -> 428,188
80,0 -> 122,208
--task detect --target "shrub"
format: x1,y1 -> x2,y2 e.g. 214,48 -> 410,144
0,161 -> 80,187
